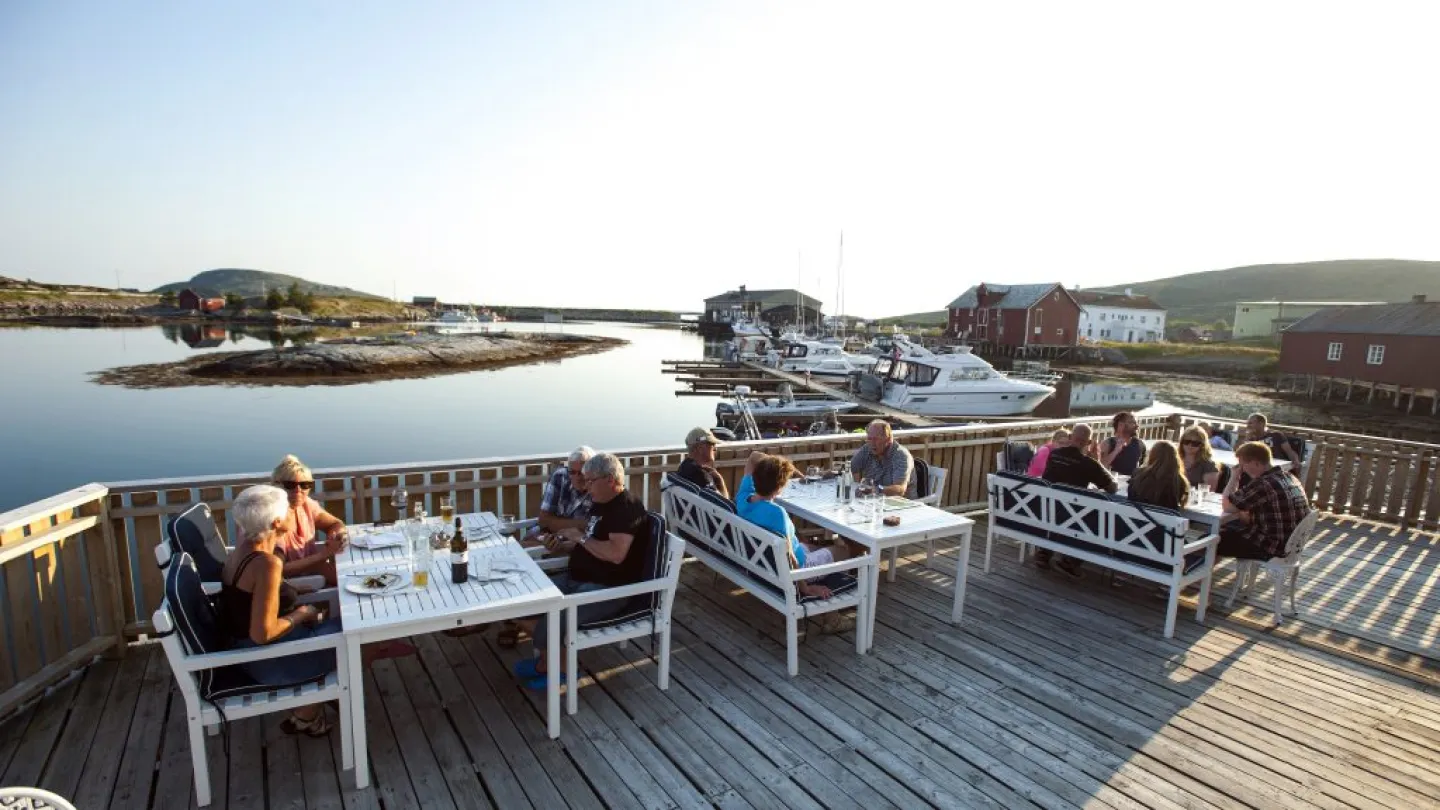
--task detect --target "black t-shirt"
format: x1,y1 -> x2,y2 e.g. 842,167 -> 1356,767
1102,436 -> 1147,476
1043,446 -> 1119,493
567,490 -> 651,587
676,457 -> 717,491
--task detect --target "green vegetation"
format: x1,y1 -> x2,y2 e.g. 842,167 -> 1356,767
159,290 -> 177,307
285,281 -> 316,314
264,289 -> 286,310
224,292 -> 247,315
871,310 -> 947,327
153,268 -> 384,300
1111,259 -> 1440,324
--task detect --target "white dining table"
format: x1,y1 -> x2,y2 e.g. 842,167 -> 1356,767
337,512 -> 564,789
777,482 -> 975,651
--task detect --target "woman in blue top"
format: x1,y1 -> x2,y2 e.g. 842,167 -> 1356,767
736,451 -> 847,600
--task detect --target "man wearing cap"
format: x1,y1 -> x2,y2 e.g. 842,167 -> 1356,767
677,427 -> 731,499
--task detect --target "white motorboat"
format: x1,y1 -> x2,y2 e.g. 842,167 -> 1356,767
777,340 -> 878,378
856,342 -> 1054,416
714,385 -> 858,440
437,309 -> 480,324
730,317 -> 769,338
1070,381 -> 1154,410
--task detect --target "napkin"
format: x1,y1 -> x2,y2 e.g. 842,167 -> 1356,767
351,530 -> 407,549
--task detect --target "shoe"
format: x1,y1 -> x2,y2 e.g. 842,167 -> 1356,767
512,657 -> 542,679
1055,559 -> 1084,580
280,711 -> 333,737
1033,553 -> 1052,571
818,614 -> 856,635
522,671 -> 568,691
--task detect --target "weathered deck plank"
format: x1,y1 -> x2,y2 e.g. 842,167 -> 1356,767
0,515 -> 1436,809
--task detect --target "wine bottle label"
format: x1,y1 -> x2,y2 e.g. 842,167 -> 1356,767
454,551 -> 469,564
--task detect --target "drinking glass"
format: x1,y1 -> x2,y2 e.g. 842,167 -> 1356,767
391,487 -> 408,521
806,466 -> 821,488
500,514 -> 517,537
440,495 -> 455,524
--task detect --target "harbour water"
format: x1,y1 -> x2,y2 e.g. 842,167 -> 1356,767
5,323 -> 1426,513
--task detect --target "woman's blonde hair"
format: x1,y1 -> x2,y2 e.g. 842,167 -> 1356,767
1050,428 -> 1070,445
272,454 -> 313,483
1179,426 -> 1213,464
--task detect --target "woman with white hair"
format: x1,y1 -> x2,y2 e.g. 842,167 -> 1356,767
220,485 -> 342,736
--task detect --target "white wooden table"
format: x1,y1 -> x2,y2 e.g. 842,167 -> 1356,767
338,512 -> 564,789
777,483 -> 975,651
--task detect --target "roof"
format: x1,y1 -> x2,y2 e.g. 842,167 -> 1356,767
1072,290 -> 1165,311
1283,302 -> 1440,336
704,288 -> 823,310
947,282 -> 1061,310
1236,300 -> 1386,307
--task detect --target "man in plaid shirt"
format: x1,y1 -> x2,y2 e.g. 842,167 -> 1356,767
1219,442 -> 1310,559
850,420 -> 917,498
525,446 -> 595,543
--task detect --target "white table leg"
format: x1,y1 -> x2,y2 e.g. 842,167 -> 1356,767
546,609 -> 560,738
348,638 -> 369,789
951,531 -> 971,624
867,553 -> 881,652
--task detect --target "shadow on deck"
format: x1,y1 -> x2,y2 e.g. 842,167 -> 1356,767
2,516 -> 1438,809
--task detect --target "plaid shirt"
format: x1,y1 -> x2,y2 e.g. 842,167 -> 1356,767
851,441 -> 917,498
1229,467 -> 1309,557
540,466 -> 591,519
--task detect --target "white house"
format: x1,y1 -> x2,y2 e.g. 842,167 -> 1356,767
1074,289 -> 1167,343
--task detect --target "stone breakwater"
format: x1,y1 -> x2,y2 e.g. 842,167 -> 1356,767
92,333 -> 625,388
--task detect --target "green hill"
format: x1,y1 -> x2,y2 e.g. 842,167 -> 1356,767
153,269 -> 384,300
1111,259 -> 1440,325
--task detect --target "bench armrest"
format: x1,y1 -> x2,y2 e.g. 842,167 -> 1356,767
1182,532 -> 1220,553
296,587 -> 340,614
786,555 -> 872,581
563,578 -> 672,607
177,633 -> 343,671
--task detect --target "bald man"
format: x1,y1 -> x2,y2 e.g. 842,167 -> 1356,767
850,420 -> 916,498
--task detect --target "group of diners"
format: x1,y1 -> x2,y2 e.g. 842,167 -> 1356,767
1021,411 -> 1311,579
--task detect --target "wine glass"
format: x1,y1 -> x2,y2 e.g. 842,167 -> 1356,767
391,487 -> 408,521
806,466 -> 821,487
500,514 -> 516,537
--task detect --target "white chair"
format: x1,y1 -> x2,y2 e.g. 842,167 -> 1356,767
153,547 -> 350,807
562,512 -> 685,714
1224,511 -> 1321,624
164,501 -> 327,596
0,787 -> 78,809
907,463 -> 948,569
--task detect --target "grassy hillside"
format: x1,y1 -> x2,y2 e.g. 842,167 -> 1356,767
1111,259 -> 1440,324
154,268 -> 384,300
872,310 -> 948,327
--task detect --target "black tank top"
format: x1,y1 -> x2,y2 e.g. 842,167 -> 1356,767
220,551 -> 299,643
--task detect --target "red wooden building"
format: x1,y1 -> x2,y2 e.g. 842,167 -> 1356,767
946,282 -> 1082,350
177,289 -> 225,313
1279,298 -> 1440,400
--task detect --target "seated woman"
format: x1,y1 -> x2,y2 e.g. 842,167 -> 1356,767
1179,426 -> 1221,491
1126,440 -> 1191,511
736,452 -> 850,605
267,455 -> 349,587
221,485 -> 343,736
1027,428 -> 1070,477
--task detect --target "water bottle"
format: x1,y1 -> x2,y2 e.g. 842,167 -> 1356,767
841,464 -> 855,506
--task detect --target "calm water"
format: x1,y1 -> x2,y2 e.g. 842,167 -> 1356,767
1,322 -> 722,512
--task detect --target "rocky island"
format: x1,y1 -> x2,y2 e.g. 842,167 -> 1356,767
93,332 -> 625,388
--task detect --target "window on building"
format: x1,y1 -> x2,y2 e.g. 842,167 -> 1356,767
978,308 -> 988,325
1099,313 -> 1106,321
1140,316 -> 1147,323
1327,342 -> 1342,361
1367,344 -> 1385,365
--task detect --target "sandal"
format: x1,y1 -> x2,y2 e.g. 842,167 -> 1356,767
496,621 -> 529,649
281,711 -> 333,737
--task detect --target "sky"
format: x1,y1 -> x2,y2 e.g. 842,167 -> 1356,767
2,1 -> 1438,317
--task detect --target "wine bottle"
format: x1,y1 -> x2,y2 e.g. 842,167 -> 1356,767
450,517 -> 468,583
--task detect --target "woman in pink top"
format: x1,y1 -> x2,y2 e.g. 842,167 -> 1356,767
1026,428 -> 1071,477
269,455 -> 349,586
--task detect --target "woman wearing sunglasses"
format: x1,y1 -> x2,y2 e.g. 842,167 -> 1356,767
1178,426 -> 1221,491
267,454 -> 349,586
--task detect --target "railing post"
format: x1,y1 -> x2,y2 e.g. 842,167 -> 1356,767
82,494 -> 128,659
1403,454 -> 1431,529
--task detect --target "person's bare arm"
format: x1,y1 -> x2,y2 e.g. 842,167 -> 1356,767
1282,442 -> 1301,465
281,551 -> 333,578
706,467 -> 731,498
581,531 -> 635,564
248,555 -> 319,645
745,451 -> 766,478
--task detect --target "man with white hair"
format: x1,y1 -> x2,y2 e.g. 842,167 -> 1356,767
850,419 -> 916,498
510,453 -> 652,690
536,446 -> 596,535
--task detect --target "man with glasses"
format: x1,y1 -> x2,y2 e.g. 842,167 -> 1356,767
528,446 -> 596,543
676,427 -> 730,499
511,453 -> 651,690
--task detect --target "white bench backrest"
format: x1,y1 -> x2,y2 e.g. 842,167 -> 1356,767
988,473 -> 1193,566
662,482 -> 791,593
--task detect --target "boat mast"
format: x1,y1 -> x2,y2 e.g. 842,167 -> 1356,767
835,231 -> 844,338
796,249 -> 803,335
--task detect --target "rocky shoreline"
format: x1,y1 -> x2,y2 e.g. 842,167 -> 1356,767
92,332 -> 625,388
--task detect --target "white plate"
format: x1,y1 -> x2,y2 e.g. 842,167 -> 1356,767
345,572 -> 407,595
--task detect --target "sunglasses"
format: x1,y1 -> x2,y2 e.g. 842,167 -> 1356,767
1181,440 -> 1203,447
279,480 -> 315,491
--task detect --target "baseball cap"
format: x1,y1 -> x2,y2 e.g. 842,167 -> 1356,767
685,427 -> 720,448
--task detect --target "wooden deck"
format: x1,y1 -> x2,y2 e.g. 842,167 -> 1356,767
3,516 -> 1439,809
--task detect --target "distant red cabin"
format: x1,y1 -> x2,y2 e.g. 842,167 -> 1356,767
1279,298 -> 1440,390
177,289 -> 225,313
945,282 -> 1082,348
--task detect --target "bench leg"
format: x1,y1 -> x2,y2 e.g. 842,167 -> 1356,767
1163,584 -> 1180,638
657,624 -> 672,690
983,524 -> 995,573
786,618 -> 800,677
189,716 -> 211,807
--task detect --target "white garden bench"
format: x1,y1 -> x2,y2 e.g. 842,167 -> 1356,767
661,473 -> 871,675
982,471 -> 1220,637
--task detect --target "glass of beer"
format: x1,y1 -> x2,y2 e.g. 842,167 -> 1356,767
440,495 -> 455,523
